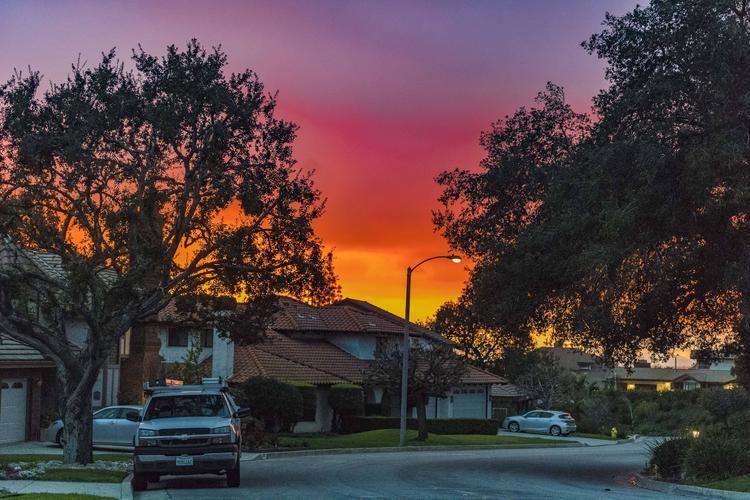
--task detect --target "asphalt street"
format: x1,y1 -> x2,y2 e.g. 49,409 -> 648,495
136,439 -> 687,499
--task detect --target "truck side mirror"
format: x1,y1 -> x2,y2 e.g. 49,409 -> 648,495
126,410 -> 141,422
234,408 -> 251,419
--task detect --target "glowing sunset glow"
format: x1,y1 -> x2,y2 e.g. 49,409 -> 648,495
0,0 -> 637,320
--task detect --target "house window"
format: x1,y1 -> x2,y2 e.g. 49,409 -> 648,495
119,329 -> 131,358
168,328 -> 190,347
201,329 -> 213,348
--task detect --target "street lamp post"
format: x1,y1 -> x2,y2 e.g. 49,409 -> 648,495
399,254 -> 462,447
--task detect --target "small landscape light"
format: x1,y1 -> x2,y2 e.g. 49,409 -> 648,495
691,429 -> 700,438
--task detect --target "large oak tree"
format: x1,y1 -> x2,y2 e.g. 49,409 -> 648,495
0,41 -> 338,463
436,0 -> 750,384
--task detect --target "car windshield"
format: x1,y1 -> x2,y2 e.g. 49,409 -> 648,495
559,413 -> 574,420
144,395 -> 229,420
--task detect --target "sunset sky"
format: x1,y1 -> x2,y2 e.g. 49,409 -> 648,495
1,0 -> 638,320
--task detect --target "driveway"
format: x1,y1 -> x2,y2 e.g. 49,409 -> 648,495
137,440 -> 677,499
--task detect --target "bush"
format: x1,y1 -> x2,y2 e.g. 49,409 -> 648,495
698,388 -> 750,428
683,432 -> 750,481
234,377 -> 303,432
290,382 -> 318,422
329,384 -> 365,416
578,393 -> 614,434
633,400 -> 659,423
339,416 -> 500,435
647,437 -> 690,480
328,384 -> 365,431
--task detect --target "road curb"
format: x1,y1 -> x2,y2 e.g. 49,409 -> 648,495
635,473 -> 750,499
120,473 -> 133,500
240,442 -> 584,461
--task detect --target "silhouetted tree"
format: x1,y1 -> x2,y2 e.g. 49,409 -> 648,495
0,40 -> 337,463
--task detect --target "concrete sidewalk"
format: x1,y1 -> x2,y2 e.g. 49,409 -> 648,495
1,479 -> 125,498
496,429 -> 630,446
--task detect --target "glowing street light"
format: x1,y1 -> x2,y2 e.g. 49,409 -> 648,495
399,254 -> 462,447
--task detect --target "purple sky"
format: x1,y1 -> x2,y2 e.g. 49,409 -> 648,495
0,0 -> 640,320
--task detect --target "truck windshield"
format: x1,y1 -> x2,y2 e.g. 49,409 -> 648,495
144,395 -> 229,420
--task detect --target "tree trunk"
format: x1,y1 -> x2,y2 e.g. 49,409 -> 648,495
415,393 -> 428,441
58,359 -> 105,465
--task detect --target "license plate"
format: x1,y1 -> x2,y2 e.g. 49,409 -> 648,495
176,456 -> 193,466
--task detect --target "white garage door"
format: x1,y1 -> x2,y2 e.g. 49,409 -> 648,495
452,387 -> 486,418
0,379 -> 27,443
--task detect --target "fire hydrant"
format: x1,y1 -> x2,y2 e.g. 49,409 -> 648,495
610,427 -> 618,439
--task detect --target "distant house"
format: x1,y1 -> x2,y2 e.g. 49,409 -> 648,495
537,346 -> 613,385
612,367 -> 736,392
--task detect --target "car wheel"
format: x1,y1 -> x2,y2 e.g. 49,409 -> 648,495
131,472 -> 148,492
227,459 -> 241,488
56,429 -> 67,448
549,425 -> 562,436
508,421 -> 520,433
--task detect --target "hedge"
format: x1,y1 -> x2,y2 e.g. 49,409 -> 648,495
340,416 -> 500,435
329,384 -> 365,416
288,381 -> 318,422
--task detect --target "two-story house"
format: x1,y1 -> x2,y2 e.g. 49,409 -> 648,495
120,297 -> 505,433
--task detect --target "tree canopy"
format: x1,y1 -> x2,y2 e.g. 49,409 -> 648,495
435,0 -> 750,379
0,40 -> 338,463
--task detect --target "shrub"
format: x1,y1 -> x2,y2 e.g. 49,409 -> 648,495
328,384 -> 365,431
647,437 -> 690,480
339,416 -> 500,435
633,400 -> 659,423
290,382 -> 318,422
329,384 -> 365,416
578,393 -> 614,433
698,388 -> 750,428
683,432 -> 750,481
235,377 -> 303,432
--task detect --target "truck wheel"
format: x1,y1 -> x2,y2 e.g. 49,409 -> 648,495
227,460 -> 240,487
132,472 -> 148,492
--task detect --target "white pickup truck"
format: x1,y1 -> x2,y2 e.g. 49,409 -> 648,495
127,378 -> 251,491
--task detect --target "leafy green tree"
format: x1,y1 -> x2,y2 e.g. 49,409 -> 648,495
0,40 -> 337,463
435,0 -> 750,380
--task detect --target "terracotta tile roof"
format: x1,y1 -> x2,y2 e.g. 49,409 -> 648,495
491,383 -> 528,399
232,329 -> 505,387
462,365 -> 507,385
256,331 -> 370,384
232,344 -> 348,385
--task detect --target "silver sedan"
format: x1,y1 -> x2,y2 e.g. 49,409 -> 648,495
45,405 -> 142,447
502,410 -> 577,436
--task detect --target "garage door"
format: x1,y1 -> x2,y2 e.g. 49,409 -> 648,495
0,379 -> 27,443
452,387 -> 486,418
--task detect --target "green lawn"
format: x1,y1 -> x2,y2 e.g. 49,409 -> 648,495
0,454 -> 130,484
278,429 -> 577,449
696,474 -> 750,493
35,468 -> 128,483
570,432 -> 618,441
